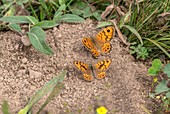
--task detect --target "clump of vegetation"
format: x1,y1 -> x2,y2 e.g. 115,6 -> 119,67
148,59 -> 170,113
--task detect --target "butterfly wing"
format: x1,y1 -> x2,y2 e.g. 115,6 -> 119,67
94,27 -> 115,55
82,38 -> 100,57
95,26 -> 115,43
92,59 -> 112,79
74,61 -> 94,81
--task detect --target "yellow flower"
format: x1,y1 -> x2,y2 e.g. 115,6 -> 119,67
96,106 -> 108,114
153,77 -> 158,83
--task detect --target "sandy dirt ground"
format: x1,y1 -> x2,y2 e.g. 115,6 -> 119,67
0,19 -> 154,114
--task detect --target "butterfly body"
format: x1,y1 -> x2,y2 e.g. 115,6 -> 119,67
74,59 -> 112,81
82,27 -> 115,58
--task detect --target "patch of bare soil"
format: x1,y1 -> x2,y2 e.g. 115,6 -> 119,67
0,19 -> 153,114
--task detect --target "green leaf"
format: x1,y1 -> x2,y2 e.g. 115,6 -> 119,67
27,26 -> 53,55
69,1 -> 86,15
164,64 -> 170,78
34,20 -> 59,29
96,21 -> 113,28
166,91 -> 170,98
0,16 -> 38,25
2,101 -> 10,114
82,7 -> 93,18
122,25 -> 143,45
155,80 -> 170,95
37,83 -> 65,114
18,70 -> 67,114
53,11 -> 63,21
8,23 -> 22,34
148,67 -> 158,76
152,59 -> 162,71
92,11 -> 101,21
59,14 -> 85,23
148,59 -> 162,76
18,106 -> 29,114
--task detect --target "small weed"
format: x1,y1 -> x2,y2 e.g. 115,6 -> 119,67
148,59 -> 170,113
130,44 -> 150,60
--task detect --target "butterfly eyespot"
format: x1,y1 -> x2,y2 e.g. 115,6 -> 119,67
107,29 -> 110,32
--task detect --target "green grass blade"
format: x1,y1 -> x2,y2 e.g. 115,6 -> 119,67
27,26 -> 53,55
138,8 -> 158,30
2,101 -> 10,114
37,83 -> 65,114
38,0 -> 49,15
122,25 -> 143,45
144,38 -> 170,58
157,42 -> 170,49
18,70 -> 67,114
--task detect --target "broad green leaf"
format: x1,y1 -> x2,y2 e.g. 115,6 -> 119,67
34,20 -> 59,29
18,70 -> 67,114
96,21 -> 113,28
37,83 -> 65,114
59,14 -> 85,23
152,59 -> 162,71
27,26 -> 53,55
82,7 -> 93,18
53,4 -> 66,21
2,101 -> 10,114
53,11 -> 63,21
122,25 -> 143,45
155,80 -> 170,95
58,4 -> 66,11
148,67 -> 158,76
8,23 -> 22,34
166,91 -> 170,98
0,16 -> 38,25
70,8 -> 83,16
69,1 -> 86,15
92,11 -> 101,21
164,64 -> 170,78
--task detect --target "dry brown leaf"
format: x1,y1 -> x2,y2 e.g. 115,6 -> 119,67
111,19 -> 130,46
158,12 -> 170,17
101,3 -> 114,20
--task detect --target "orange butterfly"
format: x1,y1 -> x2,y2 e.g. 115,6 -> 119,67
82,27 -> 115,57
74,59 -> 112,81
